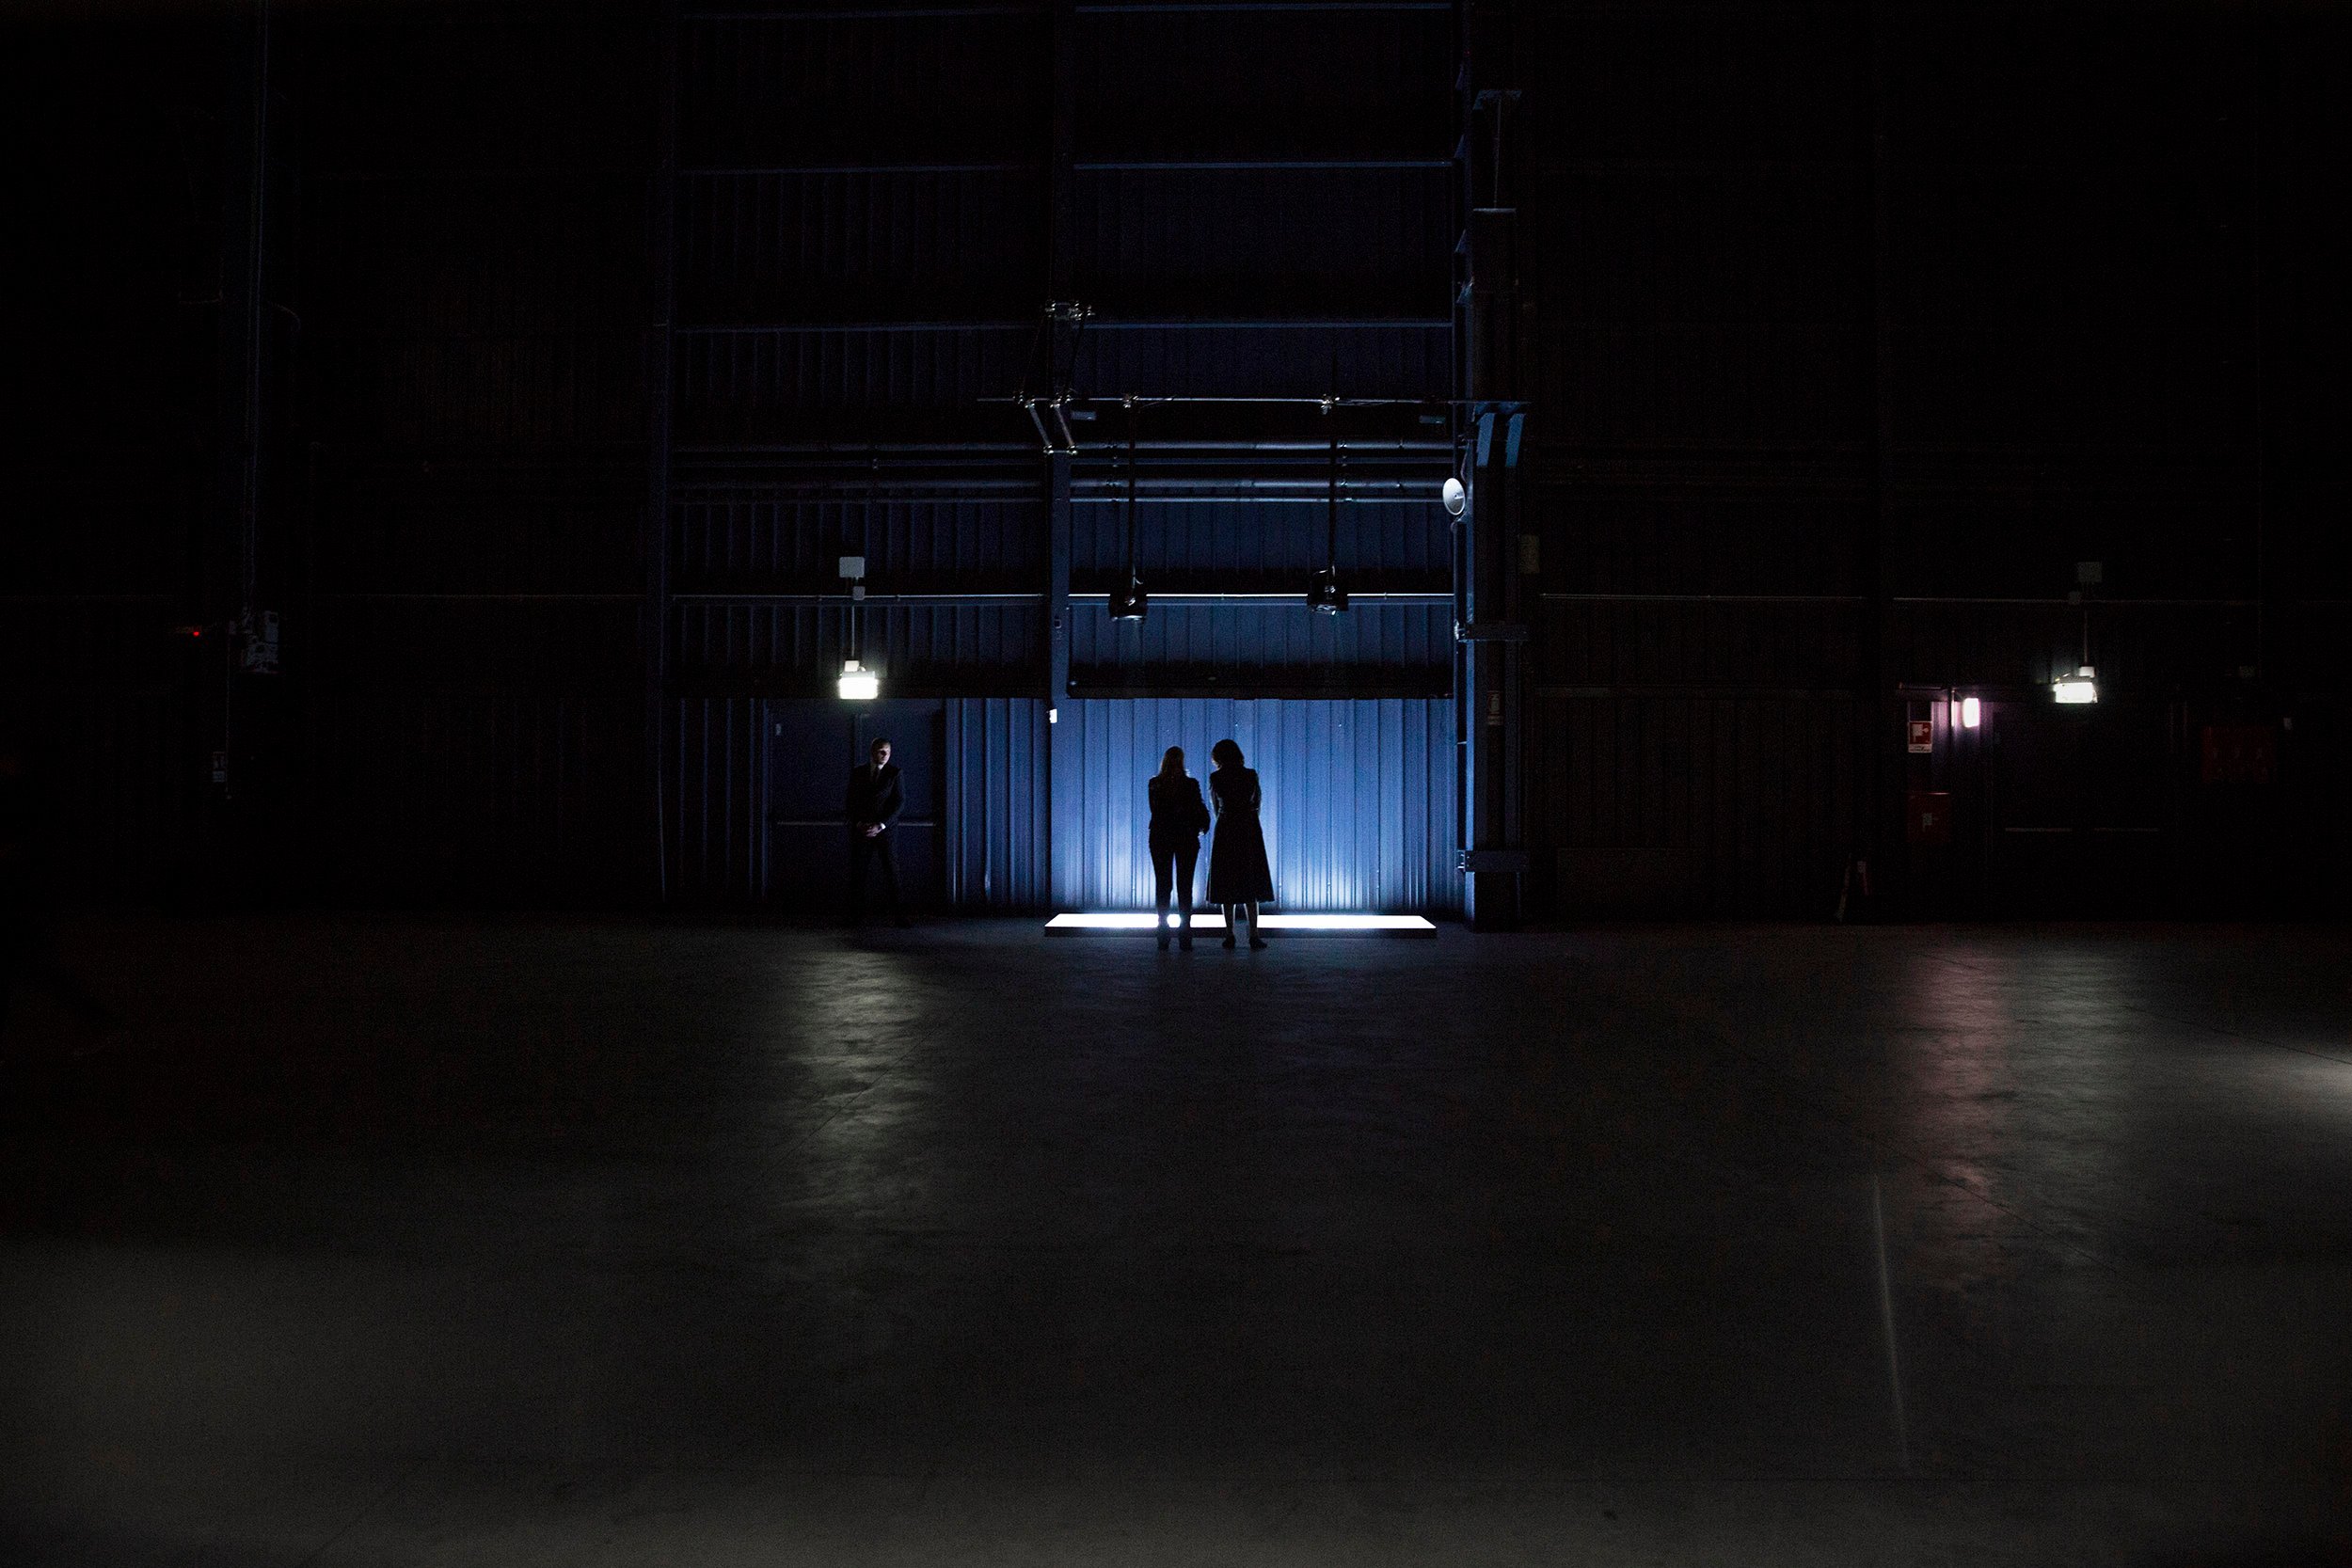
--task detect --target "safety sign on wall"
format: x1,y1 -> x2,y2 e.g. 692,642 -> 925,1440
1906,720 -> 1932,754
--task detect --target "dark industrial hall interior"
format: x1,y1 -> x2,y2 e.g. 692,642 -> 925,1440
5,0 -> 2350,1561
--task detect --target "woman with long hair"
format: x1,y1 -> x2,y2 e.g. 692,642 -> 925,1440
1146,746 -> 1211,951
1204,738 -> 1273,949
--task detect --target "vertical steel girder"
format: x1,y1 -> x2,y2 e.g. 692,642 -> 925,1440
1459,41 -> 1527,930
645,0 -> 681,904
1461,407 -> 1526,928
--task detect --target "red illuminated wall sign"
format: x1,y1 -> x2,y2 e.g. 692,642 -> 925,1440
1906,719 -> 1932,753
2201,725 -> 2275,784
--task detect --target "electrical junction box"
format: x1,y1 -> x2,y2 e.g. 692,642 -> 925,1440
1906,789 -> 1952,846
2201,725 -> 2275,784
239,610 -> 280,674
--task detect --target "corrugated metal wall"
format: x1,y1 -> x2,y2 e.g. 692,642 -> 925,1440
667,696 -> 766,904
7,24 -> 214,902
1531,692 -> 1861,918
945,698 -> 1051,910
660,0 -> 1465,913
29,1 -> 2344,919
297,7 -> 654,903
1053,699 -> 1456,913
1513,2 -> 2345,917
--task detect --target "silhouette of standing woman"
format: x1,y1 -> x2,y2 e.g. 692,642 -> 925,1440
1147,747 -> 1211,951
1205,738 -> 1273,949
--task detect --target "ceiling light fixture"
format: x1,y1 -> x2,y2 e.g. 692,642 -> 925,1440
1111,398 -> 1148,623
1308,403 -> 1348,613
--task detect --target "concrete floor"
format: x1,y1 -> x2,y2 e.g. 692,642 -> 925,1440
3,915 -> 2349,1565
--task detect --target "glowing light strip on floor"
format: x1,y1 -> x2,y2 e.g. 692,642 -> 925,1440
1045,912 -> 1436,933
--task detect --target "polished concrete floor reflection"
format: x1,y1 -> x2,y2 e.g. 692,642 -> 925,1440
4,916 -> 2350,1564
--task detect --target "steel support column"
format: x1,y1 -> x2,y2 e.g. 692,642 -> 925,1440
1459,58 -> 1526,929
1862,0 -> 1901,917
645,0 -> 680,904
1043,0 -> 1078,901
205,0 -> 284,902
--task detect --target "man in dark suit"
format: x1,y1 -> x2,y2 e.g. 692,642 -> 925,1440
845,736 -> 909,927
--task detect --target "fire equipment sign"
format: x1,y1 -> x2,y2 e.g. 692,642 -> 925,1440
1907,720 -> 1932,753
1906,789 -> 1952,846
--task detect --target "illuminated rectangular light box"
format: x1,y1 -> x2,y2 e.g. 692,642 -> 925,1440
1045,911 -> 1436,938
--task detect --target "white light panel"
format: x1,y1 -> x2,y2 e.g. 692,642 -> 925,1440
1045,912 -> 1436,935
1260,914 -> 1434,931
1959,696 -> 1981,729
1047,912 -> 1218,929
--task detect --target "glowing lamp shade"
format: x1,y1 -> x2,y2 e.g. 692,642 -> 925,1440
2053,666 -> 2098,705
1958,696 -> 1981,729
837,659 -> 880,701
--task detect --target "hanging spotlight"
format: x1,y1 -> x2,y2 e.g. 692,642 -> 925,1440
837,659 -> 880,701
1959,695 -> 1981,729
1109,574 -> 1149,622
2053,665 -> 2098,705
1111,398 -> 1148,622
1307,403 -> 1348,613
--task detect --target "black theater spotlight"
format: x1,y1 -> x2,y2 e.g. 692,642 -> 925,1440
1308,404 -> 1349,614
1111,399 -> 1148,624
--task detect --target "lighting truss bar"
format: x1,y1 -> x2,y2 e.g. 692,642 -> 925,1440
1044,912 -> 1437,936
1070,439 -> 1454,451
984,394 -> 1468,407
666,591 -> 1453,607
1072,591 -> 1450,605
1073,159 -> 1454,171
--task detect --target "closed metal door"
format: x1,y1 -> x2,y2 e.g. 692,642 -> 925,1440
1988,703 -> 2169,917
765,699 -> 944,917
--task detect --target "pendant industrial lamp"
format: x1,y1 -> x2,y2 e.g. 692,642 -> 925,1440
2053,560 -> 2099,705
837,553 -> 878,700
1306,400 -> 1348,613
1108,397 -> 1148,622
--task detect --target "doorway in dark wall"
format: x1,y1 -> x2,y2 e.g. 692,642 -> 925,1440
765,699 -> 944,919
1986,702 -> 2171,917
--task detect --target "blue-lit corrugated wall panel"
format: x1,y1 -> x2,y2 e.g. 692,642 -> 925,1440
944,698 -> 1050,910
1069,603 -> 1452,689
1071,499 -> 1447,581
1051,698 -> 1458,913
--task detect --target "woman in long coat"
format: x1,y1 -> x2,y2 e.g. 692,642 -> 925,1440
1204,738 -> 1273,949
1146,747 -> 1211,951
